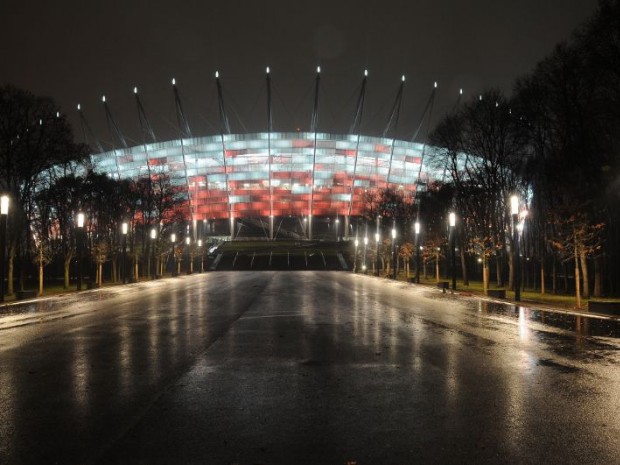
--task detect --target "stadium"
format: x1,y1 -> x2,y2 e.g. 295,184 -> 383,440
86,71 -> 438,241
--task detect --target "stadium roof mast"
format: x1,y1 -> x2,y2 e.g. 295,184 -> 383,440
102,95 -> 126,180
215,71 -> 234,239
76,103 -> 104,159
171,78 -> 194,227
384,75 -> 406,193
308,65 -> 321,241
172,78 -> 192,139
412,82 -> 439,223
266,66 -> 274,240
438,88 -> 463,185
133,86 -> 155,183
345,69 -> 368,239
134,86 -> 157,144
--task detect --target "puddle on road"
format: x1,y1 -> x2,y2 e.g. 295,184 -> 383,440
0,300 -> 57,316
476,300 -> 620,339
0,291 -> 117,318
536,358 -> 581,373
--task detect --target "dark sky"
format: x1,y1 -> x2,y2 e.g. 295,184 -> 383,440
1,0 -> 600,149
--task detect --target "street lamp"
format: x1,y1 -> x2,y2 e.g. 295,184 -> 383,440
121,222 -> 128,284
150,228 -> 157,279
363,235 -> 368,274
375,215 -> 381,276
391,220 -> 397,280
354,237 -> 359,273
335,217 -> 340,241
414,220 -> 421,284
198,239 -> 204,272
171,233 -> 177,276
449,212 -> 456,291
511,195 -> 521,302
185,236 -> 192,274
0,195 -> 9,302
76,212 -> 85,291
375,232 -> 381,277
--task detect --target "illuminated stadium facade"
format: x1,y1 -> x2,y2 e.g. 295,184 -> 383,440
90,132 -> 431,238
86,70 -> 438,239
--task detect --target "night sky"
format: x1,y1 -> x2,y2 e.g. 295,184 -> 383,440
1,0 -> 599,149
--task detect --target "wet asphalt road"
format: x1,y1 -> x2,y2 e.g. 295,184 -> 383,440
0,271 -> 619,465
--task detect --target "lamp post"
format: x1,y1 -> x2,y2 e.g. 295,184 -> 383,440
414,220 -> 421,284
354,237 -> 359,273
76,212 -> 85,291
375,215 -> 381,276
170,233 -> 177,276
363,235 -> 368,274
0,195 -> 9,302
449,212 -> 456,291
391,220 -> 397,280
335,217 -> 340,241
374,232 -> 380,276
198,239 -> 204,272
511,195 -> 521,302
121,222 -> 128,284
185,236 -> 192,274
150,228 -> 157,279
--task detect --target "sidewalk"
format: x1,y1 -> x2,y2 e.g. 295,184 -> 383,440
0,278 -> 176,330
370,272 -> 620,321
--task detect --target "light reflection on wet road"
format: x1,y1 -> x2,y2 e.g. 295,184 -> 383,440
0,271 -> 619,465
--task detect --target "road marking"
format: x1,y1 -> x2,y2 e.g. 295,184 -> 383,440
239,313 -> 303,320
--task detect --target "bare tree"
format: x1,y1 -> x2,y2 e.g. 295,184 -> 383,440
430,90 -> 527,294
0,85 -> 87,295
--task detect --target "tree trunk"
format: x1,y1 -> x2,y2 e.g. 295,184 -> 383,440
38,247 -> 44,295
460,248 -> 469,286
7,256 -> 14,296
18,245 -> 25,292
574,242 -> 581,309
98,262 -> 103,287
540,259 -> 545,295
508,249 -> 514,291
562,261 -> 568,294
435,252 -> 440,281
496,255 -> 503,287
7,243 -> 15,296
483,256 -> 490,294
143,249 -> 150,279
64,256 -> 71,289
552,256 -> 557,294
593,255 -> 602,297
39,261 -> 44,295
579,250 -> 589,299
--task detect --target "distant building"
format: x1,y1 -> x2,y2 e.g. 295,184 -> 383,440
86,72 -> 444,239
90,131 -> 435,239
